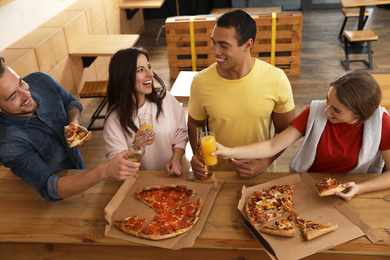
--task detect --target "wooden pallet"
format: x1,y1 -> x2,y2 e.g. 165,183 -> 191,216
165,12 -> 303,78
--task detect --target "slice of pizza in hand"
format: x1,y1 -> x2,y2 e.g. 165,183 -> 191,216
64,122 -> 92,148
259,213 -> 295,237
295,214 -> 338,241
316,177 -> 345,196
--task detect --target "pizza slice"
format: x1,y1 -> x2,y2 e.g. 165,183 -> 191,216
134,185 -> 195,213
167,199 -> 202,235
259,213 -> 295,237
295,215 -> 338,241
114,215 -> 147,237
316,177 -> 345,196
64,122 -> 91,148
139,212 -> 177,240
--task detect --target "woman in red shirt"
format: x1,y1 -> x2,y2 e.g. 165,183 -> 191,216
213,70 -> 390,200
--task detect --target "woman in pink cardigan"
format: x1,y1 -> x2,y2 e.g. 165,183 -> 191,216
103,47 -> 188,176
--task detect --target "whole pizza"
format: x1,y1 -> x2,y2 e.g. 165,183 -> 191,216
114,185 -> 202,240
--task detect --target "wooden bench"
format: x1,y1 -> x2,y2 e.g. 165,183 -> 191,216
165,12 -> 303,79
80,81 -> 108,130
372,74 -> 390,110
339,7 -> 370,39
341,29 -> 378,70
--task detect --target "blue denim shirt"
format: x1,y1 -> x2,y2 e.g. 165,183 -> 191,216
0,72 -> 86,201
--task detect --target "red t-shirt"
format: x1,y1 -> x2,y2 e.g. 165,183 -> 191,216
291,106 -> 390,173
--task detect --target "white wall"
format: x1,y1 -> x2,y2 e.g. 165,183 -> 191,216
0,0 -> 77,51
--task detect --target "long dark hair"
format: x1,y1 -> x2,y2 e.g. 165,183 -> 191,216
105,47 -> 166,137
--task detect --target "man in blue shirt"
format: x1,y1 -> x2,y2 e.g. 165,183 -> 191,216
0,56 -> 139,201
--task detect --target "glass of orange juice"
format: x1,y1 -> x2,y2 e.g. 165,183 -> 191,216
200,131 -> 217,166
138,113 -> 153,144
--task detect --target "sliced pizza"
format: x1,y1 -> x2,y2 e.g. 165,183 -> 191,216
316,177 -> 345,196
295,214 -> 338,241
259,213 -> 295,237
134,185 -> 195,213
64,122 -> 91,148
114,215 -> 147,237
246,185 -> 294,226
139,212 -> 177,240
167,199 -> 202,235
115,186 -> 201,240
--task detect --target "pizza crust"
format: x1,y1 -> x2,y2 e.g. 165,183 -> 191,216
259,227 -> 295,237
317,185 -> 345,196
304,224 -> 338,241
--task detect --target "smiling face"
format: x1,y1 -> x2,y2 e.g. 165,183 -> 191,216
134,54 -> 153,99
0,67 -> 36,117
324,86 -> 360,124
211,26 -> 250,71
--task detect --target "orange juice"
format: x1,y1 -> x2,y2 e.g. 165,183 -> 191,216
139,124 -> 153,132
139,124 -> 153,144
201,134 -> 217,166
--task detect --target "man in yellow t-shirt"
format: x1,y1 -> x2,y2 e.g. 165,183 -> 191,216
188,9 -> 295,179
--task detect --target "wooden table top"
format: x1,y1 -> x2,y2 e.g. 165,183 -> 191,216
372,74 -> 390,110
169,71 -> 197,103
119,0 -> 166,9
340,0 -> 390,7
69,34 -> 139,57
1,167 -> 390,258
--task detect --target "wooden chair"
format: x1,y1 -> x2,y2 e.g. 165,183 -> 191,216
79,81 -> 108,130
339,8 -> 370,40
341,29 -> 378,70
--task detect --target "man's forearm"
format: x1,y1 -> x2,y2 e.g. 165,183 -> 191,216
66,108 -> 81,125
56,164 -> 106,198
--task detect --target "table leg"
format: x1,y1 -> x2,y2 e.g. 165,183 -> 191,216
358,6 -> 366,30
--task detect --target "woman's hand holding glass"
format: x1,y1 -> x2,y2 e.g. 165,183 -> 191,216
211,142 -> 233,159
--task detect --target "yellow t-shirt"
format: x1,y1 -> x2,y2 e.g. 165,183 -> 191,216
188,59 -> 295,171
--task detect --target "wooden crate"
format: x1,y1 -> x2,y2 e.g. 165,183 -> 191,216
165,12 -> 303,78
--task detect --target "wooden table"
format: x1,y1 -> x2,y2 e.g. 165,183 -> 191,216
69,34 -> 139,67
340,0 -> 390,30
169,71 -> 197,103
372,74 -> 390,110
1,167 -> 390,259
119,0 -> 166,9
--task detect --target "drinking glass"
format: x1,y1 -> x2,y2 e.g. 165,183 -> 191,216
200,131 -> 217,166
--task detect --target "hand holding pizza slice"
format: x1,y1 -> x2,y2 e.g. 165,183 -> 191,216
316,177 -> 345,197
64,122 -> 92,148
